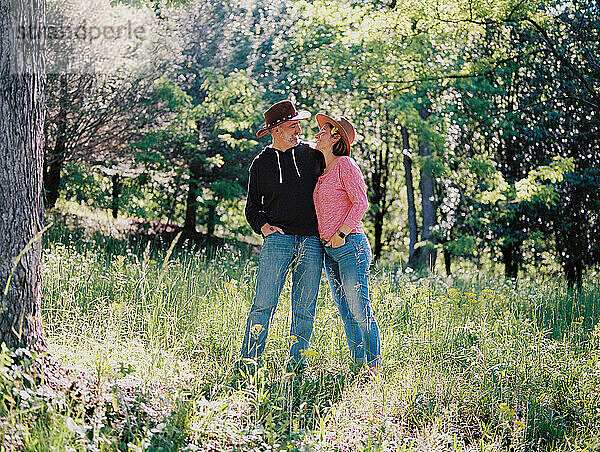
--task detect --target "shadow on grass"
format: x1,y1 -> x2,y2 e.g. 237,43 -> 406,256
44,210 -> 258,262
219,367 -> 360,447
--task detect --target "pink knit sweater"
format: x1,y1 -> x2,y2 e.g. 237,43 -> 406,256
313,156 -> 369,241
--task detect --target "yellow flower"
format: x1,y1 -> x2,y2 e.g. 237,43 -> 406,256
515,420 -> 526,429
250,324 -> 264,337
572,317 -> 584,327
300,348 -> 317,358
448,288 -> 460,299
499,403 -> 515,418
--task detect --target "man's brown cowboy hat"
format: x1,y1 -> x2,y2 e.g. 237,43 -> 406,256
256,100 -> 311,138
315,113 -> 356,155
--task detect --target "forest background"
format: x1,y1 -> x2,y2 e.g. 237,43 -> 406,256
44,0 -> 600,284
1,0 -> 600,449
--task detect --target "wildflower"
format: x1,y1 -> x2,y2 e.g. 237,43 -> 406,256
499,403 -> 515,418
250,324 -> 264,338
515,420 -> 526,429
572,317 -> 584,327
300,349 -> 317,358
288,335 -> 298,345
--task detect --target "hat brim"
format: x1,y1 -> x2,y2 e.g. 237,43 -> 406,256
256,110 -> 311,138
315,113 -> 352,155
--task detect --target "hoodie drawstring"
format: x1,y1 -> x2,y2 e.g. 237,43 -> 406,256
292,148 -> 301,178
274,148 -> 301,183
275,151 -> 283,184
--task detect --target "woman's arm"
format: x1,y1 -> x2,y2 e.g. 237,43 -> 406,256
326,157 -> 368,248
339,156 -> 369,229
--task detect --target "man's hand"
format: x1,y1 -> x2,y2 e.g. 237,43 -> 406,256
325,233 -> 345,248
261,223 -> 284,236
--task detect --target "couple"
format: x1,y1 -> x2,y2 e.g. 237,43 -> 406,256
240,99 -> 381,374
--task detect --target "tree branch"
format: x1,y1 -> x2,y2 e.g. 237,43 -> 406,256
384,50 -> 544,86
525,17 -> 600,107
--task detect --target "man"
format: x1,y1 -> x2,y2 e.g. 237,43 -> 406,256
240,99 -> 324,373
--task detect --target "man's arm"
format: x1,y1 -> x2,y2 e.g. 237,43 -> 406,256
244,160 -> 269,235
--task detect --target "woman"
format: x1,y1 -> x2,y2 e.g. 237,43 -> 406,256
313,113 -> 382,372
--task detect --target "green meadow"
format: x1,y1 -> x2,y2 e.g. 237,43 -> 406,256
1,217 -> 599,451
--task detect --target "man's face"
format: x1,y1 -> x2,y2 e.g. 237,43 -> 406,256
272,120 -> 301,148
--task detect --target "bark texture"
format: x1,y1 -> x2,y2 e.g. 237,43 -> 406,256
417,105 -> 437,272
401,126 -> 418,264
0,0 -> 47,350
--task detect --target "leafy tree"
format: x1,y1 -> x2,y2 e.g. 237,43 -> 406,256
136,71 -> 263,234
434,0 -> 599,283
44,0 -> 182,209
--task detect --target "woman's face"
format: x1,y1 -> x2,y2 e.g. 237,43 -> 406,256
315,123 -> 340,152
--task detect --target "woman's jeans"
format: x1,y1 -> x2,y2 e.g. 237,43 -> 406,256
324,233 -> 381,367
240,233 -> 323,370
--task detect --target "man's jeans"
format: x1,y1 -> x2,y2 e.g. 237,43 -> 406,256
240,233 -> 323,369
324,233 -> 381,367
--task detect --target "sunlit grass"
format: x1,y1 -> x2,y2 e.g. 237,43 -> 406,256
3,225 -> 599,450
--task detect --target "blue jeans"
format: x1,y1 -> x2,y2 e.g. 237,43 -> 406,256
240,233 -> 323,369
324,233 -> 381,366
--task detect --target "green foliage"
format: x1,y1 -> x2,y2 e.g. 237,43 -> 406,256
134,70 -> 263,231
47,0 -> 600,277
61,162 -> 105,206
0,338 -> 198,450
58,163 -> 183,223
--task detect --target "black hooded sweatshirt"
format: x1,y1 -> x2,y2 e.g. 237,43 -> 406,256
245,142 -> 325,236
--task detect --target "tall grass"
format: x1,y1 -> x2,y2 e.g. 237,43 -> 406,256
3,222 -> 599,450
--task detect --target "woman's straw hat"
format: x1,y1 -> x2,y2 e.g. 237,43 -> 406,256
315,113 -> 356,154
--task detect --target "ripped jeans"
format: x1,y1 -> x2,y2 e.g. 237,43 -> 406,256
324,233 -> 381,367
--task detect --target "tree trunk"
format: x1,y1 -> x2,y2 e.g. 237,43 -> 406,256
418,143 -> 437,271
501,240 -> 520,279
373,210 -> 384,260
43,73 -> 68,209
184,163 -> 201,233
44,151 -> 63,209
444,248 -> 452,276
564,258 -> 583,289
0,0 -> 48,351
206,201 -> 217,237
111,174 -> 121,219
369,109 -> 392,263
401,126 -> 418,264
417,105 -> 437,272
